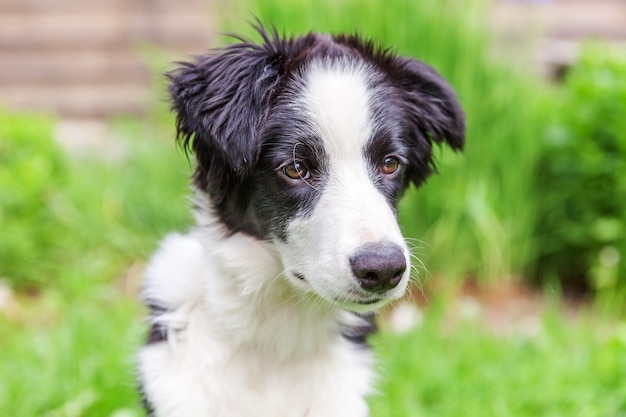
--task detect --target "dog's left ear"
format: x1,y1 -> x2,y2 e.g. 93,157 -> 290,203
167,33 -> 284,180
391,58 -> 465,188
166,29 -> 286,236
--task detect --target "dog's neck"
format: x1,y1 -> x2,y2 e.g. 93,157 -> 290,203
190,200 -> 346,362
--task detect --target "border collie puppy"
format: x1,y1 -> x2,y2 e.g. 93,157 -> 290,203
138,25 -> 464,417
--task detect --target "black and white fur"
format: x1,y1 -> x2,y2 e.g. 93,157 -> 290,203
138,26 -> 464,417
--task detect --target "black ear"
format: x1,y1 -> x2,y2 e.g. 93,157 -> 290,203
391,58 -> 465,188
168,28 -> 285,186
167,27 -> 287,236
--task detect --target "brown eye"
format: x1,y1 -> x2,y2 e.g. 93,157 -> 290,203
283,161 -> 310,180
381,156 -> 400,175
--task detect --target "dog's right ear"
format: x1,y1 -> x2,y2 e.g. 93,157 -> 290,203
168,30 -> 285,183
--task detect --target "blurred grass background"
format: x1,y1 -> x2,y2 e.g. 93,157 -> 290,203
1,0 -> 625,415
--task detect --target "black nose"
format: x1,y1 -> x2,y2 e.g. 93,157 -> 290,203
350,243 -> 406,293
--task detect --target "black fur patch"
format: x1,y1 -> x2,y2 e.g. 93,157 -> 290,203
342,312 -> 378,346
138,377 -> 156,416
140,305 -> 166,415
145,304 -> 168,344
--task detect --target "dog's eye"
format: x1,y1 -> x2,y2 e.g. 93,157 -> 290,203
283,161 -> 310,180
381,156 -> 401,175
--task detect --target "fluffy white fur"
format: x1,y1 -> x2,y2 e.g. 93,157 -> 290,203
138,226 -> 375,417
138,63 -> 408,417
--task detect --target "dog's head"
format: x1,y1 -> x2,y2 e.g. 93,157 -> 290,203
169,26 -> 464,312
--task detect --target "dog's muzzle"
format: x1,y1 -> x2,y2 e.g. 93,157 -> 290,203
349,242 -> 406,293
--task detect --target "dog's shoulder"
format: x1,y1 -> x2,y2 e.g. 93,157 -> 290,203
142,233 -> 206,312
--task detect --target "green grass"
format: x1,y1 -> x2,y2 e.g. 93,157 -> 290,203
0,114 -> 187,416
371,307 -> 626,417
0,111 -> 68,288
2,287 -> 624,416
0,292 -> 144,417
0,113 -> 192,294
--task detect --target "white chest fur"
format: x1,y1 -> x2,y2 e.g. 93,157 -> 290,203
138,233 -> 375,417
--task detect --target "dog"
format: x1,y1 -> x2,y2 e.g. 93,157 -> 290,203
137,24 -> 464,417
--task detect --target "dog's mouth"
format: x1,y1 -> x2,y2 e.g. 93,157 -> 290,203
349,297 -> 383,305
337,296 -> 385,307
291,270 -> 390,311
335,296 -> 390,313
293,271 -> 307,281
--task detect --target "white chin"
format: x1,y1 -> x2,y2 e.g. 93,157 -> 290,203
336,297 -> 394,313
286,271 -> 398,312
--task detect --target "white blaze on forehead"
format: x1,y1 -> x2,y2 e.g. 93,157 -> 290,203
296,59 -> 404,245
301,60 -> 373,157
276,60 -> 410,307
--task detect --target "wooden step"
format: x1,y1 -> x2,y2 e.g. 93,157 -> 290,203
0,0 -> 215,119
0,51 -> 150,85
0,84 -> 151,118
492,0 -> 626,40
0,0 -> 207,14
0,11 -> 211,51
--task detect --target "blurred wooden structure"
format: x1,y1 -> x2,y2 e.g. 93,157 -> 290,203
492,0 -> 626,79
0,0 -> 213,118
0,0 -> 625,119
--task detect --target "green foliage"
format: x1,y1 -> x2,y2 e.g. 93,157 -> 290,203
0,292 -> 145,417
53,124 -> 192,297
370,308 -> 626,416
0,112 -> 192,293
535,45 -> 626,300
0,110 -> 192,412
224,0 -> 548,281
0,111 -> 67,288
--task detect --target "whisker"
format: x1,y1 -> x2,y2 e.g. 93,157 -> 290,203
404,237 -> 430,252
